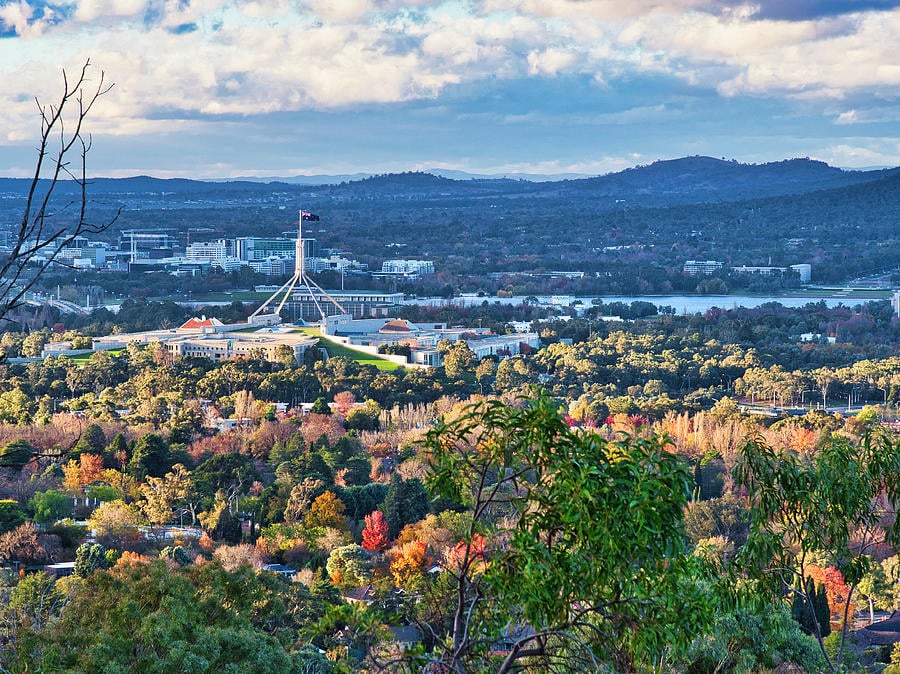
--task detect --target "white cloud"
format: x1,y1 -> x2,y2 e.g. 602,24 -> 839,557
527,47 -> 576,75
73,0 -> 149,23
813,141 -> 900,168
1,0 -> 899,172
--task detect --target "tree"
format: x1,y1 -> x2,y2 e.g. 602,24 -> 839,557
198,492 -> 243,543
73,423 -> 106,457
442,341 -> 477,379
5,571 -> 66,636
283,478 -> 325,524
361,510 -> 389,552
791,576 -> 831,638
29,490 -> 71,524
382,474 -> 429,539
0,500 -> 26,535
127,433 -> 172,480
418,389 -> 713,672
389,539 -> 429,590
736,430 -> 900,670
325,544 -> 372,589
16,560 -> 301,672
62,453 -> 105,491
87,500 -> 143,549
0,61 -> 117,327
304,492 -> 348,531
0,522 -> 57,566
140,464 -> 191,528
310,397 -> 332,415
0,440 -> 34,470
74,542 -> 110,578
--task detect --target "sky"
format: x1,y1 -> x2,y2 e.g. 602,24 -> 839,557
1,0 -> 899,179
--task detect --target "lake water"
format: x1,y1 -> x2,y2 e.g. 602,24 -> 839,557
405,294 -> 883,314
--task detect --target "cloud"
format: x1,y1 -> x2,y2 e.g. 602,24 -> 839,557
527,47 -> 576,75
814,140 -> 900,167
1,0 -> 899,178
833,105 -> 900,124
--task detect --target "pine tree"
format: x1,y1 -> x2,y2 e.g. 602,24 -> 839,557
383,474 -> 430,539
815,580 -> 832,638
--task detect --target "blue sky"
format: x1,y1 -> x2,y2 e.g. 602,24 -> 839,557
1,0 -> 899,178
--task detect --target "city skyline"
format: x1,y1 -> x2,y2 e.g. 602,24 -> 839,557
1,0 -> 899,179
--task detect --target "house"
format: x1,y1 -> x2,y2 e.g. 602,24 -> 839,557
857,611 -> 900,646
44,561 -> 76,578
261,563 -> 297,579
389,625 -> 424,651
342,585 -> 375,605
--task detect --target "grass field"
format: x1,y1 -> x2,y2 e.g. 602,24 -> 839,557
303,328 -> 402,371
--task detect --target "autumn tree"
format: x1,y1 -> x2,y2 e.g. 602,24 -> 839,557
88,500 -> 143,550
62,453 -> 105,491
139,463 -> 191,529
304,491 -> 348,531
0,523 -> 58,567
389,540 -> 429,590
361,510 -> 390,552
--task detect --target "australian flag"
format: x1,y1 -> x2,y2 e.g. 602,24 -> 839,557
301,211 -> 320,221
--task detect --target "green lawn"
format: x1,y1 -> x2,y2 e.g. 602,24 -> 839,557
313,332 -> 402,371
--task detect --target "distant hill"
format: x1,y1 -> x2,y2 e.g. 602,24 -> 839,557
0,157 -> 896,206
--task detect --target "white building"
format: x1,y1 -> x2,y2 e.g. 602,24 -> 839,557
683,260 -> 724,276
321,314 -> 540,368
381,260 -> 435,275
186,240 -> 241,271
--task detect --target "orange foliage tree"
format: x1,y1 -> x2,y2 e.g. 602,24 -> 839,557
807,564 -> 855,629
361,510 -> 389,552
62,454 -> 105,491
389,540 -> 429,589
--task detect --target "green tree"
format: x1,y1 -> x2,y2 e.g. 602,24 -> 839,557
420,389 -> 713,672
0,389 -> 34,424
73,423 -> 107,457
0,500 -> 26,535
737,430 -> 900,670
127,433 -> 172,480
325,544 -> 372,589
21,331 -> 48,358
29,490 -> 71,524
310,397 -> 332,415
74,543 -> 110,578
0,439 -> 34,470
442,342 -> 477,379
7,571 -> 66,634
791,576 -> 831,638
382,474 -> 429,539
20,560 -> 304,672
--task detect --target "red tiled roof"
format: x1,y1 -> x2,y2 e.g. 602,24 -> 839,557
379,319 -> 412,333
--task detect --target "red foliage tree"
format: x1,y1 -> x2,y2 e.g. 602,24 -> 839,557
361,510 -> 390,552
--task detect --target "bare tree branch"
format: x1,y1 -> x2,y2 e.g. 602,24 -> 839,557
0,59 -> 120,326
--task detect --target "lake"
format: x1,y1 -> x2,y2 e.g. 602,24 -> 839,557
405,293 -> 885,314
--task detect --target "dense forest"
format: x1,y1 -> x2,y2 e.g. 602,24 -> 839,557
0,297 -> 899,671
